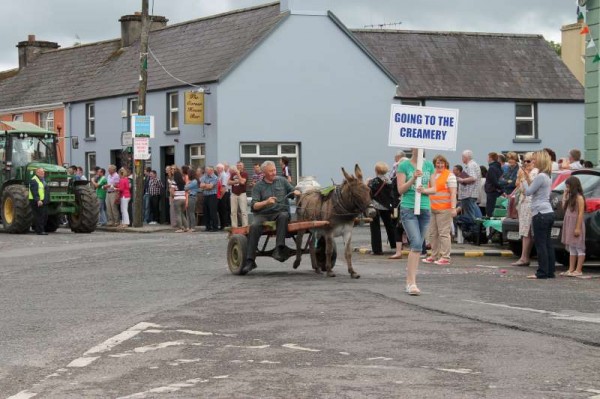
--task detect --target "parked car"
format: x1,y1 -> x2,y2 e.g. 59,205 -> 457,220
549,169 -> 600,265
502,170 -> 571,256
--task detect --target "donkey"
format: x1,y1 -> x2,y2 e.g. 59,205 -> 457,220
293,164 -> 374,278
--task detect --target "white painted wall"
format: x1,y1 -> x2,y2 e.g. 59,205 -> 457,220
427,100 -> 584,167
217,14 -> 399,184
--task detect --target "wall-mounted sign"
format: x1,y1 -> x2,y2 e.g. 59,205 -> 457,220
132,115 -> 154,138
121,131 -> 133,146
185,91 -> 204,125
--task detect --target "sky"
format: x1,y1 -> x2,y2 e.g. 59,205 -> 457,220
0,0 -> 581,71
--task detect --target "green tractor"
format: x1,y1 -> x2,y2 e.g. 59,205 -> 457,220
0,121 -> 98,233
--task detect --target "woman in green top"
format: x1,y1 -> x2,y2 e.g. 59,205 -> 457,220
396,148 -> 435,296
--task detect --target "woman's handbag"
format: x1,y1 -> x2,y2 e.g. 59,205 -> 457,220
507,189 -> 519,219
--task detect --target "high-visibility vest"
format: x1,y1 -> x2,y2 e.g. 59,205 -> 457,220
430,169 -> 452,211
28,175 -> 45,201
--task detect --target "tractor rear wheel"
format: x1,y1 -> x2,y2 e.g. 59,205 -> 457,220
68,185 -> 99,233
1,185 -> 33,234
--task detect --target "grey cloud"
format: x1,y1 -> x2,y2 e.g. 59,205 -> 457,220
0,0 -> 579,70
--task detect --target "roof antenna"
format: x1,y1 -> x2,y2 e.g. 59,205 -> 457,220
363,21 -> 402,29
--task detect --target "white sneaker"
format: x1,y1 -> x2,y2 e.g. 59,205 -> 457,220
149,221 -> 158,225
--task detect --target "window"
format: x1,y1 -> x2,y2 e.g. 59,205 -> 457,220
38,111 -> 54,131
86,104 -> 95,138
127,97 -> 139,131
515,103 -> 536,139
12,114 -> 23,121
188,144 -> 205,169
168,92 -> 179,130
239,142 -> 300,187
86,152 -> 96,180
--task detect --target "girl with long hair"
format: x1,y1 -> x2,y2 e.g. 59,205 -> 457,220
560,176 -> 586,277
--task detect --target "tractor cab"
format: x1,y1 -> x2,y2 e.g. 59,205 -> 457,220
0,121 -> 62,181
0,121 -> 98,234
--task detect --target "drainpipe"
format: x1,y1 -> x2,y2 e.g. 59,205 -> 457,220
67,103 -> 72,166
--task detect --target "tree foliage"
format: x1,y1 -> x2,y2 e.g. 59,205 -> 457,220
547,40 -> 562,56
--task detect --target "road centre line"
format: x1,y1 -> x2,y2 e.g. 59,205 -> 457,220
464,300 -> 600,324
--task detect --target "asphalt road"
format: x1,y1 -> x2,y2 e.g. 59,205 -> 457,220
1,226 -> 599,398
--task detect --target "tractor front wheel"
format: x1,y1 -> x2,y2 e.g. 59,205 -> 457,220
68,185 -> 99,233
1,185 -> 33,234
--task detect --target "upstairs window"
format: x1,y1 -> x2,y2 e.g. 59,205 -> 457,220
127,97 -> 139,131
39,111 -> 54,131
168,92 -> 179,131
515,103 -> 536,139
86,104 -> 95,138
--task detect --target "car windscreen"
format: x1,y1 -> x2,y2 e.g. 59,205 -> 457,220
553,173 -> 600,198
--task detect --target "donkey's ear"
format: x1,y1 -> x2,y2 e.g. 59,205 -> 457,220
354,164 -> 363,181
341,167 -> 353,181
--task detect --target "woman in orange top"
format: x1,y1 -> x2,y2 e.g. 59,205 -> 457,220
419,155 -> 457,265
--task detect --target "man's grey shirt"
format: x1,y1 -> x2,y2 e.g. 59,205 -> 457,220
251,177 -> 294,215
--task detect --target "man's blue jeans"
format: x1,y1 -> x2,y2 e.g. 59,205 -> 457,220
460,197 -> 482,220
143,193 -> 151,223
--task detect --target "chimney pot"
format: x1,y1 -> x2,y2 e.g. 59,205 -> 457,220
28,34 -> 36,42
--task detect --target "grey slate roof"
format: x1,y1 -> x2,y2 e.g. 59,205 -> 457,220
0,2 -> 285,108
0,40 -> 121,109
352,30 -> 584,101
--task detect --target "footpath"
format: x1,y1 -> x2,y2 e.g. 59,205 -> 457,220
95,223 -> 513,258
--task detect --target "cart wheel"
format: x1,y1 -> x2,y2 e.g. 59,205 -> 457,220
310,236 -> 336,272
227,234 -> 248,275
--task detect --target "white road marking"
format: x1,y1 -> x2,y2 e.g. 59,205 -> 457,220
464,300 -> 600,324
67,357 -> 99,368
176,329 -> 213,336
7,391 -> 37,399
109,353 -> 133,358
475,265 -> 499,269
143,329 -> 163,334
435,368 -> 480,375
368,357 -> 393,361
117,378 -> 209,399
339,352 -> 350,356
282,344 -> 321,352
85,322 -> 161,355
212,375 -> 229,379
133,341 -> 185,353
259,360 -> 281,364
224,344 -> 270,349
583,389 -> 600,399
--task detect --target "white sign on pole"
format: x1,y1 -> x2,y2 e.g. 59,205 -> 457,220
131,115 -> 155,138
134,137 -> 150,160
388,105 -> 459,151
388,104 -> 459,213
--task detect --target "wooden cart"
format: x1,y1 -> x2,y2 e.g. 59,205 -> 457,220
226,220 -> 337,275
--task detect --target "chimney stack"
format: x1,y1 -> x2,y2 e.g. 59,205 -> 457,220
119,13 -> 168,48
16,35 -> 60,69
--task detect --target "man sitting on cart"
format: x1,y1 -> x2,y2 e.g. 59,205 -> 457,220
243,160 -> 301,274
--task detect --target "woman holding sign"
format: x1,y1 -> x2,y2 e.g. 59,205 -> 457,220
397,148 -> 435,296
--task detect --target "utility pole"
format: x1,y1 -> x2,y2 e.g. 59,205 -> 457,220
134,0 -> 149,227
